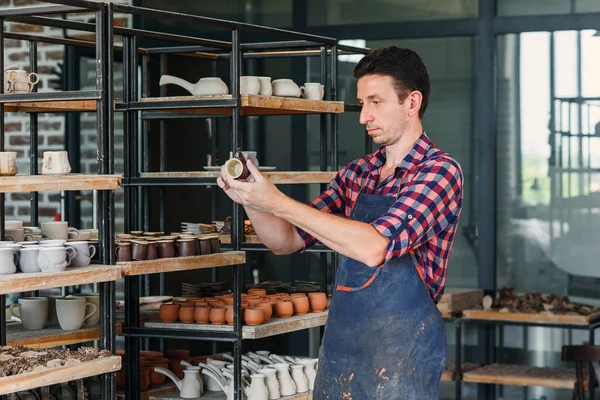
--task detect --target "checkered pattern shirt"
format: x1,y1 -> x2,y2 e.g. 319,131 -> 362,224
297,132 -> 464,303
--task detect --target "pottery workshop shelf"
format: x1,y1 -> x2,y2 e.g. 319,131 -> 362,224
462,363 -> 589,389
437,288 -> 484,314
0,174 -> 122,193
145,310 -> 329,339
0,355 -> 122,396
0,265 -> 122,295
462,308 -> 600,326
441,363 -> 480,382
138,171 -> 336,185
4,99 -> 98,113
6,323 -> 123,349
119,251 -> 246,276
126,94 -> 344,115
149,390 -> 314,400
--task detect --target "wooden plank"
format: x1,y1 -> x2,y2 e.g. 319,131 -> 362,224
151,389 -> 313,400
6,323 -> 122,349
0,355 -> 121,395
0,174 -> 121,193
139,94 -> 343,115
145,310 -> 329,340
119,251 -> 246,276
0,265 -> 121,296
463,363 -> 588,389
140,171 -> 336,184
5,100 -> 97,113
441,363 -> 480,381
437,288 -> 483,313
219,234 -> 261,244
462,308 -> 600,326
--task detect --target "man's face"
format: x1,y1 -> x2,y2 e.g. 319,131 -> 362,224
357,74 -> 410,147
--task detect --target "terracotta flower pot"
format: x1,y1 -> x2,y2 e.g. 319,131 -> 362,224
308,292 -> 327,312
159,304 -> 180,323
256,301 -> 273,321
290,296 -> 310,315
209,307 -> 226,324
248,298 -> 263,307
275,300 -> 294,318
179,306 -> 195,323
194,305 -> 211,324
244,307 -> 265,326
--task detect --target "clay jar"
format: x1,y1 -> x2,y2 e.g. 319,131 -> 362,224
146,241 -> 158,260
194,306 -> 210,324
225,306 -> 234,325
159,304 -> 180,323
256,301 -> 273,321
209,306 -> 226,324
175,238 -> 195,257
198,236 -> 211,255
130,240 -> 147,261
308,292 -> 327,312
244,307 -> 265,326
290,295 -> 309,315
115,242 -> 131,262
156,240 -> 175,258
179,305 -> 195,323
248,288 -> 267,298
275,300 -> 294,318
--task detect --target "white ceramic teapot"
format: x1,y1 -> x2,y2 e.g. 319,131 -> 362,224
154,367 -> 203,399
159,75 -> 229,96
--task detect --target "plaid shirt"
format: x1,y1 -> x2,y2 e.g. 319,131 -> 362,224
297,132 -> 464,302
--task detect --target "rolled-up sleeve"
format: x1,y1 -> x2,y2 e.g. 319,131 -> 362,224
371,158 -> 463,264
296,169 -> 347,251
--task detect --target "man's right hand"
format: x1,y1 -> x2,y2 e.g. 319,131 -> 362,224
217,165 -> 244,204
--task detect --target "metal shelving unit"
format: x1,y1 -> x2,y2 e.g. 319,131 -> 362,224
0,2 -> 119,399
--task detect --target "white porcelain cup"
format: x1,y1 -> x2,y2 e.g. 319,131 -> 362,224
5,70 -> 39,94
0,247 -> 18,275
240,76 -> 260,95
258,77 -> 272,96
5,228 -> 34,242
301,82 -> 325,100
0,152 -> 18,176
40,221 -> 68,240
42,151 -> 71,175
55,297 -> 97,330
81,294 -> 100,326
37,246 -> 73,273
19,245 -> 41,273
10,297 -> 48,330
69,241 -> 96,267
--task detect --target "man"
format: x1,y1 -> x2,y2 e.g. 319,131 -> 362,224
218,46 -> 464,399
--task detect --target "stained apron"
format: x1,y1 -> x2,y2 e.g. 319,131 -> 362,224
313,192 -> 447,400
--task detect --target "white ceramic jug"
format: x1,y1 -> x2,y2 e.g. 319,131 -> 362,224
273,363 -> 296,396
258,368 -> 280,400
290,364 -> 308,393
154,367 -> 203,399
159,75 -> 229,96
247,374 -> 269,400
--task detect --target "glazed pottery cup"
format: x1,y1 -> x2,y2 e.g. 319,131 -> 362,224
40,221 -> 69,240
69,241 -> 96,267
0,151 -> 17,176
42,151 -> 71,175
115,242 -> 132,262
258,76 -> 272,96
146,241 -> 158,260
0,247 -> 18,275
130,240 -> 147,260
37,246 -> 73,273
156,240 -> 175,258
300,82 -> 325,100
18,245 -> 41,273
10,297 -> 48,330
224,157 -> 250,180
56,297 -> 97,330
175,239 -> 195,257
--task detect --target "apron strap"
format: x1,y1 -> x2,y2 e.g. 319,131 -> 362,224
336,267 -> 382,292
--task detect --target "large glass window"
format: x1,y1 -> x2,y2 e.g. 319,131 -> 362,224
497,0 -> 600,16
308,0 -> 477,25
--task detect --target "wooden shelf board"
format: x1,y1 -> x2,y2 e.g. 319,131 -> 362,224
0,174 -> 121,193
6,323 -> 122,349
139,94 -> 344,115
145,310 -> 328,339
463,363 -> 588,389
437,288 -> 483,313
462,309 -> 600,326
150,389 -> 312,400
441,363 -> 480,381
0,265 -> 121,295
5,100 -> 97,113
140,171 -> 336,184
0,355 -> 121,395
119,251 -> 246,276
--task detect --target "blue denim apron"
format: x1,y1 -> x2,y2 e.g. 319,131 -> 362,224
313,192 -> 447,400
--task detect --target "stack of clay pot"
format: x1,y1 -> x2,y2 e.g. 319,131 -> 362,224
113,231 -> 220,262
159,290 -> 328,327
115,350 -> 168,392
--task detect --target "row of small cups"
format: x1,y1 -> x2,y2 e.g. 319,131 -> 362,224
0,239 -> 96,275
4,220 -> 98,241
10,294 -> 99,331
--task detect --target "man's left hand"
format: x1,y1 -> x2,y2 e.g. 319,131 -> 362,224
226,160 -> 286,213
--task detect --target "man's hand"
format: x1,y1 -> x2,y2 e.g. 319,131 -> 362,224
223,160 -> 285,213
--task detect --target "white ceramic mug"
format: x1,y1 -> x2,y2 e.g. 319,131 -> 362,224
258,77 -> 272,96
46,295 -> 65,326
37,246 -> 74,273
0,247 -> 18,275
301,83 -> 325,100
5,228 -> 34,242
69,241 -> 96,267
240,76 -> 260,95
5,70 -> 39,94
10,297 -> 48,330
55,297 -> 97,330
19,245 -> 41,273
42,151 -> 71,175
40,221 -> 68,240
0,152 -> 17,176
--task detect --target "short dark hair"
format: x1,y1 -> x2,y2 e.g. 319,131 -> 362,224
353,46 -> 430,119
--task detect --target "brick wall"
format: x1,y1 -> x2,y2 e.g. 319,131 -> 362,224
2,0 -> 130,231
